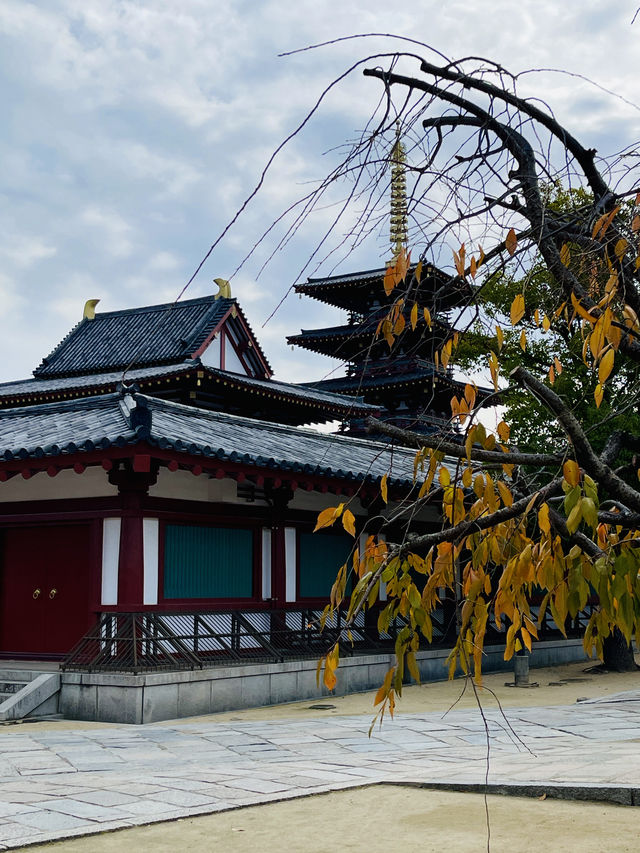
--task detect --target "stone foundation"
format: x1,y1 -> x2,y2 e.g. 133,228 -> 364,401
59,639 -> 590,724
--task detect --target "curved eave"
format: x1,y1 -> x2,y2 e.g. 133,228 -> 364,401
295,264 -> 469,311
0,435 -> 416,492
308,370 -> 469,397
203,372 -> 377,420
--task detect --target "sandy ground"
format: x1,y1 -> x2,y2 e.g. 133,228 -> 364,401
12,660 -> 640,851
22,786 -> 640,853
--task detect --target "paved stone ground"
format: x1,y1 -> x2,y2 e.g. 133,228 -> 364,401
0,692 -> 639,849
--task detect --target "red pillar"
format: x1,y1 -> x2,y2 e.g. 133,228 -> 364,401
117,488 -> 145,608
109,464 -> 157,609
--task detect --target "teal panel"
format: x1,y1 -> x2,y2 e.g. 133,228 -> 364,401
164,524 -> 253,599
298,531 -> 353,599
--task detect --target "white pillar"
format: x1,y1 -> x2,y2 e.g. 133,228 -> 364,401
142,518 -> 159,605
284,527 -> 297,602
101,518 -> 121,606
261,528 -> 272,600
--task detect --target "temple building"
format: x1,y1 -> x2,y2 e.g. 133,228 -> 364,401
0,283 -> 444,665
289,131 -> 479,437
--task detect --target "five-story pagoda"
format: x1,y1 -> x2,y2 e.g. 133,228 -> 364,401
288,130 -> 477,437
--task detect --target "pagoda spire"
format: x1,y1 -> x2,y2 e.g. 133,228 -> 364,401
389,123 -> 408,262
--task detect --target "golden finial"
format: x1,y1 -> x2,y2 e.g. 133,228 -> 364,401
213,278 -> 232,299
83,299 -> 100,320
389,122 -> 408,262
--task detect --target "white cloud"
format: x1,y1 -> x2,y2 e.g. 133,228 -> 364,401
0,234 -> 57,269
1,0 -> 639,386
80,205 -> 135,257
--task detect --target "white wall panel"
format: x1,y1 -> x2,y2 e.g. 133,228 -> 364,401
101,518 -> 121,606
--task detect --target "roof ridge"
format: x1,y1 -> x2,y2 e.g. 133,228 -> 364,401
86,293 -> 226,320
140,392 -> 414,455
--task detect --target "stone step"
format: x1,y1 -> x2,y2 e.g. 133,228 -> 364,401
0,713 -> 63,725
0,669 -> 48,683
0,673 -> 60,722
0,681 -> 30,695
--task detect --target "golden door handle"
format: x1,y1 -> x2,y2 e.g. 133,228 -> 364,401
49,588 -> 57,599
32,588 -> 41,599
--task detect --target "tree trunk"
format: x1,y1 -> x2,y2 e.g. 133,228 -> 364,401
602,628 -> 637,672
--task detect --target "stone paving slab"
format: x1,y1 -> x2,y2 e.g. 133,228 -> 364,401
0,692 -> 639,848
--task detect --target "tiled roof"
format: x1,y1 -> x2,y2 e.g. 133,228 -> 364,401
0,362 -> 198,401
34,295 -> 271,378
0,392 -> 426,486
302,264 -> 447,289
0,361 -> 376,418
0,395 -> 132,459
295,266 -> 473,313
204,368 -> 377,414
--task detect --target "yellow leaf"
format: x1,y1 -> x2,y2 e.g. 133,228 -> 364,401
497,421 -> 510,443
393,312 -> 405,336
406,651 -> 421,683
519,328 -> 527,351
439,466 -> 451,487
496,324 -> 504,351
632,215 -> 640,234
538,503 -> 551,535
497,480 -> 513,506
548,363 -> 555,385
374,667 -> 395,705
488,351 -> 499,391
560,243 -> 571,267
510,293 -> 525,325
380,473 -> 388,504
554,356 -> 562,375
563,461 -> 580,487
594,383 -> 604,408
323,649 -> 338,690
423,307 -> 432,328
410,302 -> 418,331
470,256 -> 477,279
414,260 -> 423,283
598,348 -> 614,384
592,206 -> 620,240
542,314 -> 551,332
566,499 -> 583,534
464,383 -> 476,408
623,304 -> 640,330
505,228 -> 517,256
615,238 -> 629,261
342,509 -> 356,537
395,247 -> 410,282
462,467 -> 473,488
314,503 -> 344,532
452,246 -> 465,277
570,292 -> 597,324
383,266 -> 396,296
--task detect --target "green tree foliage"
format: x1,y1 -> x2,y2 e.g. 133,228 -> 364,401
290,52 -> 640,702
455,187 -> 640,454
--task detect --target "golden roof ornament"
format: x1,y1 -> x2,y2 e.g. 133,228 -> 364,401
83,299 -> 100,320
213,278 -> 232,299
389,123 -> 408,263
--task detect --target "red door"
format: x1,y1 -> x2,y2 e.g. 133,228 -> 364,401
0,525 -> 93,657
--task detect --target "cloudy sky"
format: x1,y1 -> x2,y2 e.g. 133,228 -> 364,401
2,0 -> 640,386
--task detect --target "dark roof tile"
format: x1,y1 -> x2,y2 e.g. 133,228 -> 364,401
0,392 -> 430,486
33,295 -> 270,378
